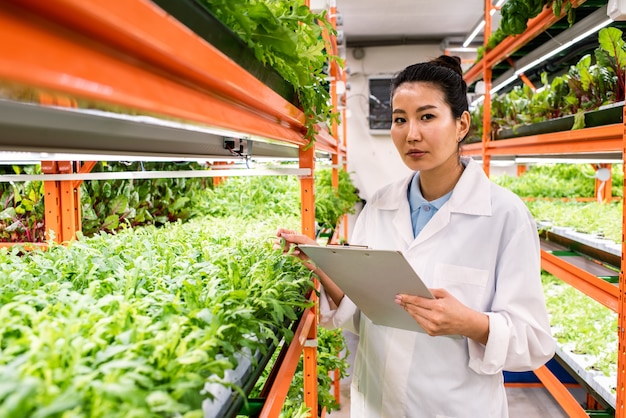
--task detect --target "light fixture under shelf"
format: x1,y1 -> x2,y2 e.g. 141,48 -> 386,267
490,5 -> 612,95
462,0 -> 507,47
0,99 -> 327,162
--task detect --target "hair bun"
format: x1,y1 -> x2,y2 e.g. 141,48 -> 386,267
430,55 -> 463,77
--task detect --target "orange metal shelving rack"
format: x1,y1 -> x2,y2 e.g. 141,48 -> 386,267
463,0 -> 624,416
0,0 -> 347,415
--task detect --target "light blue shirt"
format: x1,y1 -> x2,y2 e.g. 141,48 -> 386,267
408,172 -> 453,238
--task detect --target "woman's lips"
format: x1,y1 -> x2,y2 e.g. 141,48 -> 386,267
407,149 -> 426,157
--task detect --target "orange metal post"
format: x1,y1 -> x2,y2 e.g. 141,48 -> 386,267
41,161 -> 62,243
332,160 -> 339,189
299,143 -> 318,415
320,2 -> 346,398
37,82 -> 82,244
57,161 -> 79,242
341,70 -> 349,242
517,164 -> 527,176
332,366 -> 341,405
327,0 -> 341,244
481,0 -> 492,177
40,160 -> 83,243
300,148 -> 316,240
587,394 -> 603,410
617,95 -> 626,418
303,326 -> 319,415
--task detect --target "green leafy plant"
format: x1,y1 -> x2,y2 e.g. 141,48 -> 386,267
196,174 -> 301,219
525,199 -> 622,243
198,167 -> 360,238
201,0 -> 341,140
595,26 -> 626,103
500,0 -> 547,36
542,272 -> 617,379
494,163 -> 623,242
0,162 -> 212,242
314,168 -> 360,235
0,215 -> 317,417
80,161 -> 210,236
473,28 -> 626,138
476,0 -> 574,62
1,163 -> 356,412
0,165 -> 45,242
566,54 -> 617,113
493,163 -> 602,198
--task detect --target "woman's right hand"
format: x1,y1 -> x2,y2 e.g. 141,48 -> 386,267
274,228 -> 346,306
274,228 -> 318,270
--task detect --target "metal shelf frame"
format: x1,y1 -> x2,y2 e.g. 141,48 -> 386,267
0,100 -> 311,160
462,1 -> 625,416
0,0 -> 347,415
0,0 -> 344,156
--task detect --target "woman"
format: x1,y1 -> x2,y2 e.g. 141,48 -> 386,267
276,55 -> 555,417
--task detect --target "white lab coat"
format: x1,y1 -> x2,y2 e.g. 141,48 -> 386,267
319,158 -> 555,418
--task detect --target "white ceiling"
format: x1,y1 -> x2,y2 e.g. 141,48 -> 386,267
337,0 -> 487,48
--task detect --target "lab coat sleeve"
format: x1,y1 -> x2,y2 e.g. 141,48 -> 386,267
319,286 -> 360,334
468,213 -> 555,375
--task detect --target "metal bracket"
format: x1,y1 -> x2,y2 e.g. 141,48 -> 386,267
304,338 -> 318,348
223,137 -> 251,157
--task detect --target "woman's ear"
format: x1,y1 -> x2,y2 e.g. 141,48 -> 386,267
457,110 -> 471,140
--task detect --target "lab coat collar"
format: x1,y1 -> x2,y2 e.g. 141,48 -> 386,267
371,158 -> 493,247
372,158 -> 492,216
449,157 -> 492,216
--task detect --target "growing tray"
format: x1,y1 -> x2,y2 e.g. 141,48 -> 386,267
203,341 -> 277,418
496,102 -> 624,140
203,307 -> 306,418
151,0 -> 296,104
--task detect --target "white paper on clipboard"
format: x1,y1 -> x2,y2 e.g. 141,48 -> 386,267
297,244 -> 435,334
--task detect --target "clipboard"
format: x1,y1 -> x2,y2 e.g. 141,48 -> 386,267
297,244 -> 435,333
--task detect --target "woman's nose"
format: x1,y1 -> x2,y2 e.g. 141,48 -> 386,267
406,121 -> 421,142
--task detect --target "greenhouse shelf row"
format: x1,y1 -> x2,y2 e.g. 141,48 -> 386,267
0,0 -> 347,415
462,0 -> 626,416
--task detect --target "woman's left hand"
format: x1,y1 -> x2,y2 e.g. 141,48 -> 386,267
395,288 -> 489,344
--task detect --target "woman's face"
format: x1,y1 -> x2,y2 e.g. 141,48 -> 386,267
390,82 -> 469,174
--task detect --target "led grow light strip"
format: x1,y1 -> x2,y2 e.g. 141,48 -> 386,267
0,167 -> 312,183
515,18 -> 613,77
463,20 -> 486,48
491,18 -> 613,94
462,0 -> 507,47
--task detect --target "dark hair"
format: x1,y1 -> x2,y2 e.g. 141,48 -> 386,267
390,55 -> 468,119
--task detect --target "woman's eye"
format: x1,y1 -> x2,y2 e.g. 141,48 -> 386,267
421,114 -> 435,120
393,117 -> 406,124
